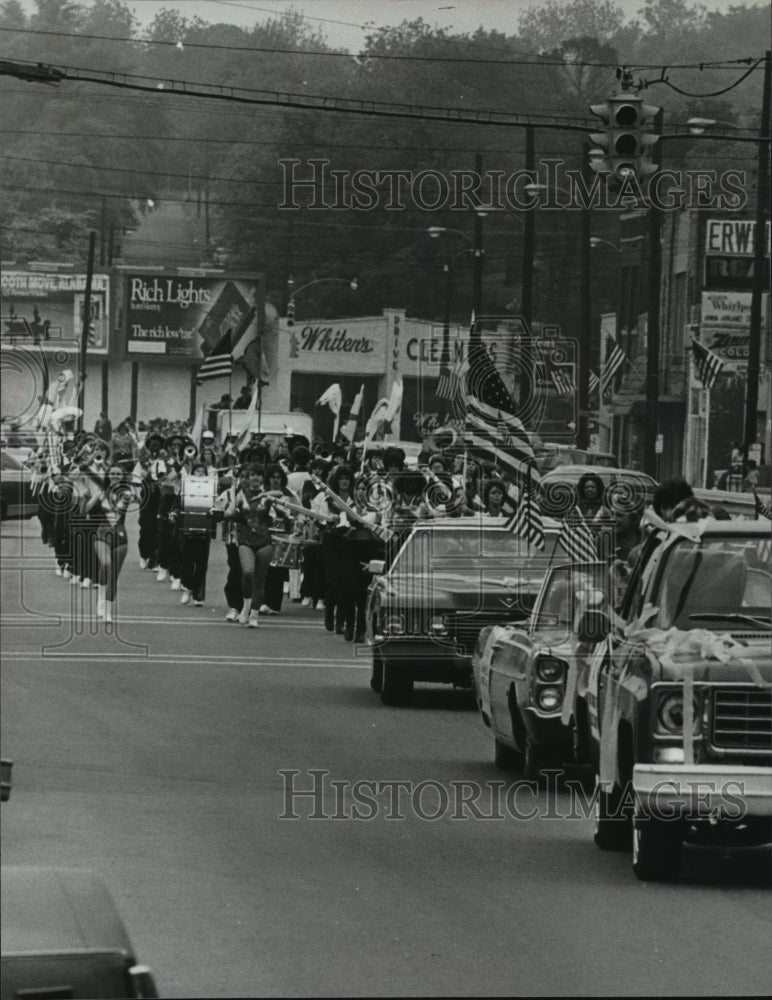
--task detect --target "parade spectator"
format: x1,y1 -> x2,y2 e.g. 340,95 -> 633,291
94,412 -> 112,442
233,385 -> 253,409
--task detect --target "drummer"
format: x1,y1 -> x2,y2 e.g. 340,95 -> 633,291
260,463 -> 299,615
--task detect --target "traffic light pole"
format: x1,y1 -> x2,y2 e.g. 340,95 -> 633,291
743,48 -> 771,461
643,109 -> 664,480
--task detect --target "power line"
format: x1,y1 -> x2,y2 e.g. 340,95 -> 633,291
1,25 -> 763,70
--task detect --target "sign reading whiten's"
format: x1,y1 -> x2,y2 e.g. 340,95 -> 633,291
125,274 -> 260,359
289,320 -> 386,373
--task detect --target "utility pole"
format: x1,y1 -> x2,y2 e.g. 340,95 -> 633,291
521,127 -> 535,330
472,152 -> 484,337
578,144 -> 592,450
643,109 -> 664,479
78,231 -> 96,433
744,48 -> 771,461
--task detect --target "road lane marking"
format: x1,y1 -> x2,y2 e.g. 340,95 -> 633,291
1,651 -> 370,668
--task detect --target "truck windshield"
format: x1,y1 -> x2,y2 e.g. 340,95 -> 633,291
652,536 -> 771,631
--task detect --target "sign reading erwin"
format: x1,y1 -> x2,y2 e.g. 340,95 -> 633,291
125,274 -> 260,359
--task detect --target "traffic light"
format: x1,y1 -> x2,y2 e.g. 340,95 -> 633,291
589,94 -> 661,185
286,297 -> 296,327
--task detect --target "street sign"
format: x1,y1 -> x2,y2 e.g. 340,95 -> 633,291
655,434 -> 663,454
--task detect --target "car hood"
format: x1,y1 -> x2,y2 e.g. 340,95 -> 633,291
382,572 -> 547,613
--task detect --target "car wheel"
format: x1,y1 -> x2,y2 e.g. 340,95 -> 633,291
380,658 -> 413,707
370,651 -> 384,693
592,774 -> 631,851
494,737 -> 521,771
632,816 -> 683,882
522,735 -> 551,783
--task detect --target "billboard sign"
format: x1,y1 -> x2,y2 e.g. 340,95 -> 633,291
700,290 -> 769,372
0,270 -> 109,354
705,219 -> 770,257
125,274 -> 261,359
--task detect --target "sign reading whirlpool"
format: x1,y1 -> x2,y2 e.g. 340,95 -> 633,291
125,274 -> 261,359
0,270 -> 109,354
700,290 -> 769,371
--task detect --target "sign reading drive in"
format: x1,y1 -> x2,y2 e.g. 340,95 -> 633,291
126,274 -> 260,358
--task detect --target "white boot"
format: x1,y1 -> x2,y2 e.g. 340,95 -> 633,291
70,574 -> 81,586
180,589 -> 191,605
102,599 -> 113,623
63,568 -> 72,579
170,577 -> 181,591
156,567 -> 169,582
238,601 -> 251,625
97,584 -> 106,619
139,557 -> 148,570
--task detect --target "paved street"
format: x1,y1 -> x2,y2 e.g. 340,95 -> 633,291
2,516 -> 771,998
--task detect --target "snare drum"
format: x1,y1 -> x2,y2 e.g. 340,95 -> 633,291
271,533 -> 303,568
181,476 -> 216,536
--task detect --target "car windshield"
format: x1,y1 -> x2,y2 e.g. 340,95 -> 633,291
0,452 -> 22,471
390,528 -> 561,579
652,535 -> 772,631
533,563 -> 609,631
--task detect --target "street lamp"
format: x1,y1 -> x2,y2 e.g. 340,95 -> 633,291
589,236 -> 621,251
686,117 -> 756,137
285,275 -> 358,327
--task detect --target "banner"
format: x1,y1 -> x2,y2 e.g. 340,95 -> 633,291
0,270 -> 109,354
125,274 -> 260,360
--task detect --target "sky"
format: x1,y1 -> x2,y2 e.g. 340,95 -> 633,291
16,0 -> 758,50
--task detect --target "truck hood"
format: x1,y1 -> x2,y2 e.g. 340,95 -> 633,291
634,629 -> 772,685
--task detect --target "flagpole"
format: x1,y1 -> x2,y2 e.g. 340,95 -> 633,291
702,387 -> 711,489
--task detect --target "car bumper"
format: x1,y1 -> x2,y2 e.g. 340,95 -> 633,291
633,763 -> 772,819
521,706 -> 569,746
374,637 -> 472,684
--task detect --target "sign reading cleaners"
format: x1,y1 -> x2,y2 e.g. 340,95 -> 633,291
125,274 -> 259,359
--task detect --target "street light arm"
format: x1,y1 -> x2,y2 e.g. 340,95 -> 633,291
287,276 -> 358,299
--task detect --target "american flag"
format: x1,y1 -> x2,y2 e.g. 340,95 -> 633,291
550,366 -> 576,396
589,370 -> 600,395
196,331 -> 233,385
462,336 -> 540,494
601,340 -> 628,395
504,488 -> 545,548
558,507 -> 599,562
753,490 -> 772,519
690,338 -> 725,389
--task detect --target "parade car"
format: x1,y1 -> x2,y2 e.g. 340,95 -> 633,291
366,516 -> 564,706
1,866 -> 159,999
576,519 -> 771,881
472,560 -> 611,778
0,450 -> 37,520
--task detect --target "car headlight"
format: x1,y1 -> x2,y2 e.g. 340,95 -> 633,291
383,613 -> 405,636
430,615 -> 449,637
656,693 -> 701,734
536,686 -> 562,712
536,656 -> 566,682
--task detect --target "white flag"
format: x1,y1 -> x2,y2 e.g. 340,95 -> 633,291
364,398 -> 391,440
340,383 -> 365,443
317,383 -> 342,440
233,384 -> 260,452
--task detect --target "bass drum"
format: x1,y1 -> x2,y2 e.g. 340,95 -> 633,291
271,533 -> 303,569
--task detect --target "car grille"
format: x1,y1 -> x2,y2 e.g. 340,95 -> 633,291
445,607 -> 533,655
711,688 -> 772,752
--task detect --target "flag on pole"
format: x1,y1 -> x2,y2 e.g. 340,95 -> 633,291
600,338 -> 627,396
233,383 -> 259,452
340,384 -> 365,443
189,404 -> 205,449
504,489 -> 545,548
550,366 -> 576,396
462,334 -> 539,493
384,376 -> 403,429
753,490 -> 772,520
558,507 -> 599,562
196,332 -> 233,385
690,337 -> 725,389
364,398 -> 391,440
317,383 -> 342,440
589,370 -> 600,395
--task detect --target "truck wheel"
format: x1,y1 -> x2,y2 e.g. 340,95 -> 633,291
632,816 -> 683,882
380,659 -> 413,707
370,652 -> 383,693
494,738 -> 521,771
593,774 -> 631,851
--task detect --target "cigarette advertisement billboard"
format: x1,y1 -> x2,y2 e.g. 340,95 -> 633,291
124,273 -> 262,360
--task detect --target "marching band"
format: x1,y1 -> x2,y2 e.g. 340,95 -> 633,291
20,418 -> 632,637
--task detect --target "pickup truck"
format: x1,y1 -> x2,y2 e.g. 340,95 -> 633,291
578,518 -> 771,881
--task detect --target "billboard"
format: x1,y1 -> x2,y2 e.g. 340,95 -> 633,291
125,273 -> 261,359
0,270 -> 109,354
700,290 -> 769,372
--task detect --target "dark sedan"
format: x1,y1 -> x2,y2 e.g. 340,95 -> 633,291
0,451 -> 37,520
365,517 -> 564,706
